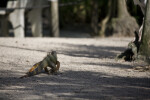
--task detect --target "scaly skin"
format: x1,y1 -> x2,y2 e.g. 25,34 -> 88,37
20,51 -> 60,78
116,31 -> 140,61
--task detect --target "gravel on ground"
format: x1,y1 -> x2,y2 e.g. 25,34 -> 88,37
0,37 -> 150,100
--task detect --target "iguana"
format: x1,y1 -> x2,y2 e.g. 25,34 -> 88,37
116,31 -> 140,61
20,51 -> 60,78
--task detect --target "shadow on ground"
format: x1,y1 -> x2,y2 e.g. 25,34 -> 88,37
1,39 -> 148,99
59,43 -> 125,59
0,42 -> 125,59
0,69 -> 150,100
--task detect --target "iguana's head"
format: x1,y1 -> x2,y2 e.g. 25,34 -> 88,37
51,51 -> 57,55
47,51 -> 57,55
51,51 -> 57,60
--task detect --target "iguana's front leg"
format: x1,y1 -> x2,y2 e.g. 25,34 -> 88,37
46,60 -> 60,75
50,61 -> 60,74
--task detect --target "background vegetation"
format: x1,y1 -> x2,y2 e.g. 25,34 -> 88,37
59,0 -> 143,37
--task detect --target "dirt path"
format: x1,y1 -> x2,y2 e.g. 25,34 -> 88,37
0,37 -> 150,100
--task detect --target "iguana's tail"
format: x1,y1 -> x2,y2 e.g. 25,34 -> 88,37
20,62 -> 41,78
20,60 -> 60,78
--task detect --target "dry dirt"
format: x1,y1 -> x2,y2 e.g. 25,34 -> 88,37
0,37 -> 150,100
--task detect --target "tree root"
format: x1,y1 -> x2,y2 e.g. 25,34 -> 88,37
134,65 -> 150,72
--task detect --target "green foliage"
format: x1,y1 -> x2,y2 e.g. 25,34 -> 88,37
59,0 -> 143,28
59,0 -> 108,26
59,0 -> 89,27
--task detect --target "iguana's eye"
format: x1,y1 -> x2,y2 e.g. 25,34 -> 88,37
51,51 -> 56,55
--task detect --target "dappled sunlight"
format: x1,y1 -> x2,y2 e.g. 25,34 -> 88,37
0,69 -> 150,99
0,38 -> 150,99
0,0 -> 149,99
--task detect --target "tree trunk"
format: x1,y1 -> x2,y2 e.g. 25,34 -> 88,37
139,0 -> 150,59
100,0 -> 139,36
27,0 -> 43,37
100,0 -> 116,36
91,0 -> 99,36
9,0 -> 26,38
50,0 -> 59,37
